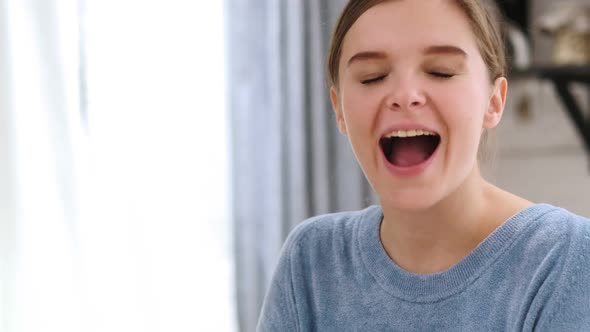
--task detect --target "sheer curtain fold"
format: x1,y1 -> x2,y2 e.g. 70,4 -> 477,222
227,1 -> 375,331
0,0 -> 84,330
0,4 -> 17,323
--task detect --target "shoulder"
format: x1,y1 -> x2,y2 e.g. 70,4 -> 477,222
517,205 -> 590,274
518,204 -> 590,248
538,206 -> 590,279
540,205 -> 590,273
530,206 -> 590,329
257,206 -> 381,331
282,205 -> 381,255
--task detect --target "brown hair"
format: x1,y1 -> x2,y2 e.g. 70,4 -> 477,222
326,0 -> 506,88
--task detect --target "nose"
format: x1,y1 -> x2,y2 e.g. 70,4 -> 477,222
385,75 -> 426,111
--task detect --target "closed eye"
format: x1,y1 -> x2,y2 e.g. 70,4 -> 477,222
429,71 -> 455,79
361,75 -> 386,85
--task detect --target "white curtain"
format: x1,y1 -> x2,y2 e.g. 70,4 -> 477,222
0,0 -> 85,330
0,0 -> 235,331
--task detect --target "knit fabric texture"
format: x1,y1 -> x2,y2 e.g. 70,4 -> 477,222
257,204 -> 590,331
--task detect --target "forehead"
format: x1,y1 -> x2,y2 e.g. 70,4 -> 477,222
341,0 -> 480,63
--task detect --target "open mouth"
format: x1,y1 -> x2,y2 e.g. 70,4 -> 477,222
379,130 -> 441,168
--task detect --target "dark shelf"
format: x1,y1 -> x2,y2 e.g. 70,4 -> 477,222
511,65 -> 590,84
509,65 -> 590,168
496,0 -> 530,36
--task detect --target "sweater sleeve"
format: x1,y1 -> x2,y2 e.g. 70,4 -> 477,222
256,225 -> 305,332
535,219 -> 590,331
256,255 -> 298,332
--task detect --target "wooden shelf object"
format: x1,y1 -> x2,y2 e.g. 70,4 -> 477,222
511,65 -> 590,167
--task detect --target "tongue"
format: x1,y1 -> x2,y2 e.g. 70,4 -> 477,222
392,138 -> 431,167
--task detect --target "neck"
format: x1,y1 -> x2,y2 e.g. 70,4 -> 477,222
379,166 -> 527,274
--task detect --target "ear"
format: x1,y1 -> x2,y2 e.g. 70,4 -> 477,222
483,77 -> 507,129
330,85 -> 348,135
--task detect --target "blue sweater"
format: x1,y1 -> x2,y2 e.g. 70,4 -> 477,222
257,204 -> 590,331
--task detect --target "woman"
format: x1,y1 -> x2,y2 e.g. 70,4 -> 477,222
257,1 -> 590,331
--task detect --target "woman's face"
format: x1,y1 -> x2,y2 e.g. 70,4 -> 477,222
331,0 -> 506,211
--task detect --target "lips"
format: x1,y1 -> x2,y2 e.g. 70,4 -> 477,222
378,128 -> 441,174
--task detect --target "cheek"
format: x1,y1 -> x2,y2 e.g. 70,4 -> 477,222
433,82 -> 487,160
339,90 -> 382,166
435,81 -> 486,129
340,89 -> 380,133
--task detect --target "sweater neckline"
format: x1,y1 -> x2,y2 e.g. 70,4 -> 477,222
356,203 -> 556,303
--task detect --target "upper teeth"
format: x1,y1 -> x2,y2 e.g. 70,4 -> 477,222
386,130 -> 437,138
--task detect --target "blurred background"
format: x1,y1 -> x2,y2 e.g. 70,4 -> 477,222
0,0 -> 588,332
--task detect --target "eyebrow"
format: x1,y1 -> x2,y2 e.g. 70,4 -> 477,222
347,51 -> 387,67
346,45 -> 467,67
423,45 -> 467,57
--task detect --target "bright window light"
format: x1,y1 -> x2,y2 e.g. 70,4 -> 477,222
84,1 -> 235,331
